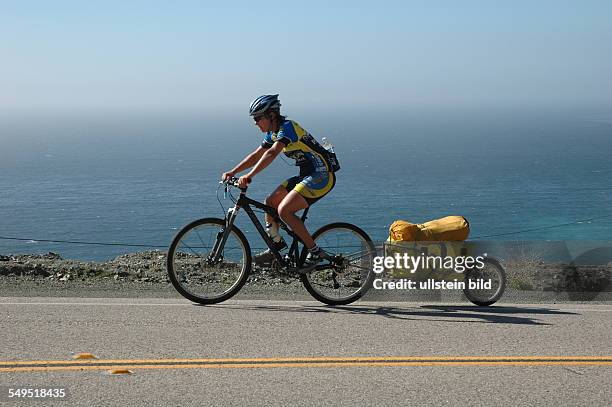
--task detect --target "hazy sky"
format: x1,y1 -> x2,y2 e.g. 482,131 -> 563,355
1,0 -> 611,114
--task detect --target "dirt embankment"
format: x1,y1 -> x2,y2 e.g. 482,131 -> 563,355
0,251 -> 301,286
1,251 -> 610,293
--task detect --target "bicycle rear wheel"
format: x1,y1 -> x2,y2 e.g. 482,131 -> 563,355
167,217 -> 251,304
300,223 -> 376,305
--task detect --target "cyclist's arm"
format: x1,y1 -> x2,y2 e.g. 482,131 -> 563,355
246,141 -> 284,179
229,146 -> 267,174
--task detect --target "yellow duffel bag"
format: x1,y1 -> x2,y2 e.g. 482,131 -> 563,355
389,216 -> 470,242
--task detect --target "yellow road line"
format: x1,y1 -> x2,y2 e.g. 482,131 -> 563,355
1,355 -> 611,366
1,361 -> 612,373
0,356 -> 611,373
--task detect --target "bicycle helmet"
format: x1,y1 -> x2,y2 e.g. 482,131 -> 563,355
249,94 -> 281,116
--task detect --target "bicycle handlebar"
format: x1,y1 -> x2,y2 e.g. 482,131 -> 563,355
220,177 -> 248,191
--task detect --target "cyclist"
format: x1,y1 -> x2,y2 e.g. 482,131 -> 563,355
221,94 -> 336,272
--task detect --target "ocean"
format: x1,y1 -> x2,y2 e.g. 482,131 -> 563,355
1,108 -> 611,261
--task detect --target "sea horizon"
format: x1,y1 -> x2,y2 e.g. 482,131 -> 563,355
1,108 -> 611,261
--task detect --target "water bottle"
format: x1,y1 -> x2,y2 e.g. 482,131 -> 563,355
321,137 -> 340,172
265,222 -> 283,244
321,137 -> 335,153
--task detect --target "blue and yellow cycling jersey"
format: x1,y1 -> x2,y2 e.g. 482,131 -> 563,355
261,120 -> 331,176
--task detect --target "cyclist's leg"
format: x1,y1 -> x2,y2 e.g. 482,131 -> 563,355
265,176 -> 303,227
277,191 -> 313,248
264,184 -> 288,229
253,184 -> 292,264
277,172 -> 336,249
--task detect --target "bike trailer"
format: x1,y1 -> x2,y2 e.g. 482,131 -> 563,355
389,216 -> 470,242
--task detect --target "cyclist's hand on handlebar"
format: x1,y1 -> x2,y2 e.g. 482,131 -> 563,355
221,171 -> 235,182
237,175 -> 252,188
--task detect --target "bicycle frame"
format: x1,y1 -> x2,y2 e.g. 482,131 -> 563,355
213,187 -> 310,269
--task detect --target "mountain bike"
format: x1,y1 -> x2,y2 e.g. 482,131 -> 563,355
167,177 -> 377,305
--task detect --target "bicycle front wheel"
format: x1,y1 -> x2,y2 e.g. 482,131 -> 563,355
167,217 -> 251,304
300,223 -> 376,305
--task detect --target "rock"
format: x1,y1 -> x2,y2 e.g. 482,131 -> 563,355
32,267 -> 50,278
44,252 -> 62,260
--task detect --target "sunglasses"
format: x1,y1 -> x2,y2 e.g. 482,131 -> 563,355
253,114 -> 266,123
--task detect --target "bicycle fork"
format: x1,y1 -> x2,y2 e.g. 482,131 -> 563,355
210,204 -> 241,262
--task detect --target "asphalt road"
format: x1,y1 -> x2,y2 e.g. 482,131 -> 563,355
0,297 -> 611,406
